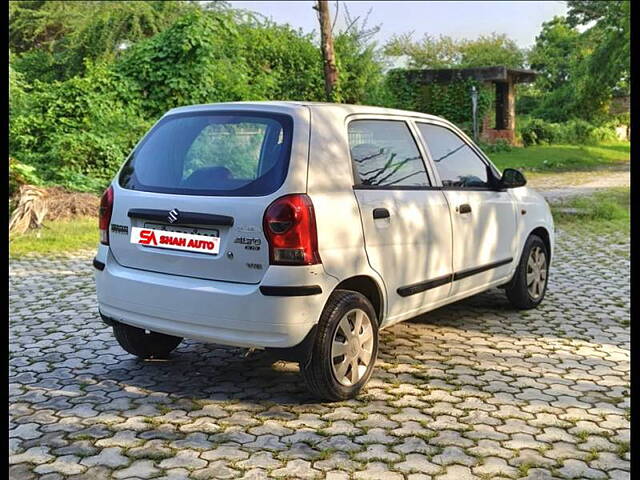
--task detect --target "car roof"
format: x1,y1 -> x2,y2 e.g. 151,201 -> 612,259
166,101 -> 444,122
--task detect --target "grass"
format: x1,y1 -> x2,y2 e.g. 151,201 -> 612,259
9,216 -> 97,258
550,187 -> 630,233
486,142 -> 630,172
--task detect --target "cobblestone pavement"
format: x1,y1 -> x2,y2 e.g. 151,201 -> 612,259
9,227 -> 629,480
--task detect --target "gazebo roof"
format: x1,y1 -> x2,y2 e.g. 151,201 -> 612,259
403,66 -> 538,84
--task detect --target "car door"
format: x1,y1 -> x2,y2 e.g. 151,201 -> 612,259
349,117 -> 453,324
415,121 -> 517,297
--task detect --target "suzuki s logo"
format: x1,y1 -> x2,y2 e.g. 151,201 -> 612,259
167,209 -> 180,224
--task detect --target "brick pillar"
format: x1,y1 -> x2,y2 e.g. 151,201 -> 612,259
506,77 -> 515,132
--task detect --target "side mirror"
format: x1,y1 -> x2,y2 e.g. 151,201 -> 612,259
500,168 -> 527,188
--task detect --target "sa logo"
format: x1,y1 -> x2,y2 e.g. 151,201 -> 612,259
139,229 -> 158,246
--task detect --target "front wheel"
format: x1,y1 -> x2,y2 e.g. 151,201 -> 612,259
113,322 -> 183,359
301,290 -> 379,401
505,234 -> 550,309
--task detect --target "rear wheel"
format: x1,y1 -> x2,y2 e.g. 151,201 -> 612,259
505,234 -> 549,309
301,289 -> 379,401
113,323 -> 183,359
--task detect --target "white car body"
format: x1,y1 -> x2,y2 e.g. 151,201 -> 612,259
95,101 -> 554,354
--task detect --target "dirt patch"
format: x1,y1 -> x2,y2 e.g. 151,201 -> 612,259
527,166 -> 630,203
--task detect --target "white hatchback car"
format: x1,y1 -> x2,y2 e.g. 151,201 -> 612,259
94,101 -> 554,401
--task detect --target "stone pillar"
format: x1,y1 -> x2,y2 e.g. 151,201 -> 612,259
506,77 -> 515,132
495,81 -> 509,130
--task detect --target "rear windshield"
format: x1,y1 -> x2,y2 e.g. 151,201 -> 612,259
119,111 -> 293,196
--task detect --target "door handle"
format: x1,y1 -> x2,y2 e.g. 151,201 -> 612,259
457,204 -> 472,214
373,208 -> 390,219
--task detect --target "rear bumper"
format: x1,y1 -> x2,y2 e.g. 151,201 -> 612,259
94,248 -> 335,349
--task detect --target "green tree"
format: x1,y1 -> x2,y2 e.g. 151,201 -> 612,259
523,2 -> 630,122
522,16 -> 587,121
528,17 -> 582,91
10,1 -> 196,82
567,0 -> 630,94
459,34 -> 524,68
384,34 -> 462,68
384,32 -> 524,69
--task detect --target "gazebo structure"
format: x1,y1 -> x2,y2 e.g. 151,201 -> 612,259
402,66 -> 537,145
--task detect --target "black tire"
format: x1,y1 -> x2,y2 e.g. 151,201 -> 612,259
301,289 -> 379,402
113,322 -> 183,359
505,234 -> 549,309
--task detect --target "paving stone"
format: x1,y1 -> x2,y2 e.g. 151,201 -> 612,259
277,442 -> 319,460
10,446 -> 54,465
238,469 -> 269,480
467,439 -> 515,459
521,468 -> 554,480
8,230 -> 630,480
191,462 -> 241,479
271,459 -> 322,479
34,455 -> 87,475
391,436 -> 439,455
9,464 -> 36,480
237,452 -> 283,470
313,451 -> 361,471
395,453 -> 441,474
352,462 -> 404,480
127,439 -> 174,460
80,447 -> 129,468
432,446 -> 477,467
113,460 -> 160,479
10,423 -> 42,440
325,472 -> 350,480
556,459 -> 608,479
434,465 -> 474,480
354,444 -> 401,462
158,450 -> 207,470
472,457 -> 519,478
170,432 -> 214,450
201,444 -> 249,461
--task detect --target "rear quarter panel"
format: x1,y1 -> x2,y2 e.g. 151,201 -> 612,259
306,108 -> 387,318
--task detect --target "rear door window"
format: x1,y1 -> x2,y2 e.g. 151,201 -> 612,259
348,120 -> 431,188
119,112 -> 293,196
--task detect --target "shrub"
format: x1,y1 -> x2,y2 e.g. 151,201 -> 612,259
9,61 -> 151,191
480,139 -> 513,153
9,158 -> 42,197
518,117 -> 620,146
519,118 -> 558,146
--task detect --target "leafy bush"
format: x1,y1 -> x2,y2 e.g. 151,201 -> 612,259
480,139 -> 513,153
519,117 -> 620,146
384,70 -> 493,126
9,61 -> 151,191
9,158 -> 42,197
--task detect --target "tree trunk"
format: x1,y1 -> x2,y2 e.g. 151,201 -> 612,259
315,0 -> 339,101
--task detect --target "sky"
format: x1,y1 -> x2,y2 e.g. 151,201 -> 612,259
228,1 -> 568,49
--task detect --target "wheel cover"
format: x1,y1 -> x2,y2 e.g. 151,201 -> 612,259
331,308 -> 374,386
526,246 -> 547,300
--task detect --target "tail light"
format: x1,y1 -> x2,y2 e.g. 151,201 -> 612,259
263,194 -> 321,265
99,185 -> 114,245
